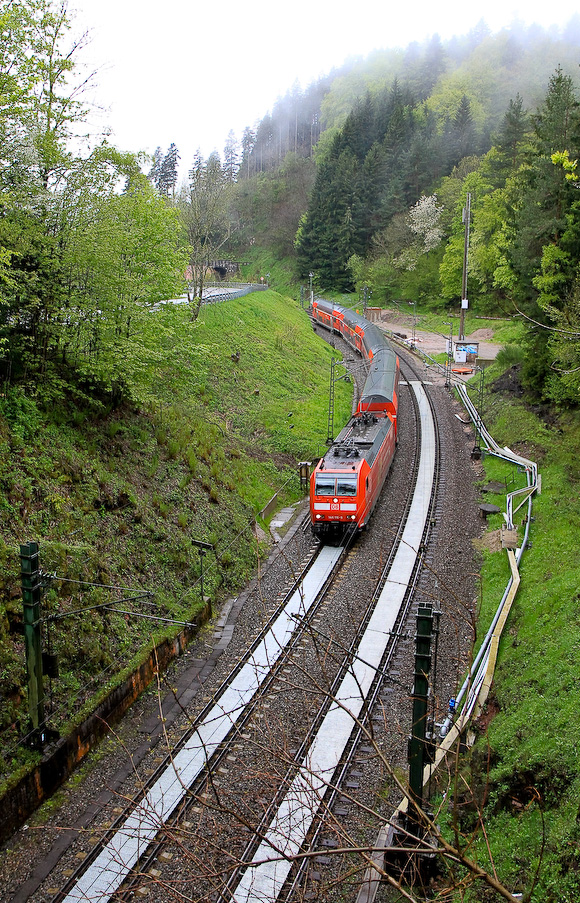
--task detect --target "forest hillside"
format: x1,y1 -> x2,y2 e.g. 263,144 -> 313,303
2,6 -> 580,900
229,18 -> 580,406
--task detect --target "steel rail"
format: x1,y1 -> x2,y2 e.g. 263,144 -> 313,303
282,362 -> 439,901
354,357 -> 540,903
98,520 -> 364,903
228,379 -> 436,902
52,539 -> 347,903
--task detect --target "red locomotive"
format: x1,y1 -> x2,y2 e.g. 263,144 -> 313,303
310,299 -> 399,541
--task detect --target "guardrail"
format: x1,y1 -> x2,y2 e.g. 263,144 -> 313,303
438,383 -> 538,733
158,284 -> 268,311
201,283 -> 268,303
367,321 -> 540,745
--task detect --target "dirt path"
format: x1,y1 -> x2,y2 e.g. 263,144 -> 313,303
373,311 -> 503,361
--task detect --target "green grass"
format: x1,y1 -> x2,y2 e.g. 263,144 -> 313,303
7,291 -> 580,902
370,299 -> 527,348
434,384 -> 580,901
239,247 -> 299,298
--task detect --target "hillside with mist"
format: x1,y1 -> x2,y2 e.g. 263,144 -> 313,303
239,17 -> 580,175
229,17 -> 580,405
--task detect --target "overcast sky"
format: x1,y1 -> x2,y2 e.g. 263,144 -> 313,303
71,0 -> 579,175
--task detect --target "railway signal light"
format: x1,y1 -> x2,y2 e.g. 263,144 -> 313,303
408,602 -> 434,830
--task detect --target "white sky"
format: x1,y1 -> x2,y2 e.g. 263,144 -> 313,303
71,0 -> 579,174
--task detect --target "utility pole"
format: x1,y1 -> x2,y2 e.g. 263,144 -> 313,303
327,357 -> 337,445
459,192 -> 471,340
20,542 -> 45,740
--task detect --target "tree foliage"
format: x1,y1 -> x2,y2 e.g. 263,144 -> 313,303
287,29 -> 580,403
179,152 -> 231,307
0,1 -> 188,403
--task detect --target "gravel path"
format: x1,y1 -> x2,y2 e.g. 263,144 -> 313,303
375,310 -> 503,361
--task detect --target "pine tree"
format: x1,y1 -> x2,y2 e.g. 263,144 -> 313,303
240,127 -> 255,179
418,34 -> 447,99
148,147 -> 164,190
223,131 -> 239,183
533,66 -> 579,155
451,95 -> 476,164
158,143 -> 180,197
495,94 -> 529,171
507,68 -> 580,397
512,68 -> 580,292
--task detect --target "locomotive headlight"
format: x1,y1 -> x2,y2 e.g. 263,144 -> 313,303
350,515 -> 356,520
333,498 -> 338,504
316,514 -> 322,520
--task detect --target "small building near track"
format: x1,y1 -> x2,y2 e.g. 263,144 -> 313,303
451,340 -> 479,365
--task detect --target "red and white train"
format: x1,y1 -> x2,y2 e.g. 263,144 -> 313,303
310,299 -> 400,541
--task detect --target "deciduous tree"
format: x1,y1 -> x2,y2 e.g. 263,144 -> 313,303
179,152 -> 232,311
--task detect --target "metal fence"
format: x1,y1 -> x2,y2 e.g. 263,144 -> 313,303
201,283 -> 268,304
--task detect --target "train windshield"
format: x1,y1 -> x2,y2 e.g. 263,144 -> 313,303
315,475 -> 336,496
336,476 -> 358,496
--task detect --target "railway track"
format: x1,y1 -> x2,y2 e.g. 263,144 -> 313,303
228,375 -> 437,902
52,541 -> 345,902
33,354 -> 435,903
4,332 -> 487,903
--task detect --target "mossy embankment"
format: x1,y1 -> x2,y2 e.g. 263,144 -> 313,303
0,290 -> 351,794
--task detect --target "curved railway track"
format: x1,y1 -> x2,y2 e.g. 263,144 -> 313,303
228,375 -> 437,903
37,353 -> 436,903
3,333 -> 486,903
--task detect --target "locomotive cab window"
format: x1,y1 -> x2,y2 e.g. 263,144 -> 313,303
315,476 -> 336,496
336,476 -> 358,496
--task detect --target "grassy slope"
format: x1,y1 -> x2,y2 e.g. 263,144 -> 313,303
439,359 -> 580,901
4,290 -> 579,899
0,290 -> 352,786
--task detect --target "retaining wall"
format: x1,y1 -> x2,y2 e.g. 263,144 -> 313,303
0,605 -> 210,844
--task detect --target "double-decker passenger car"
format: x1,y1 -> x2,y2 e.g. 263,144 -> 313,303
310,300 -> 399,541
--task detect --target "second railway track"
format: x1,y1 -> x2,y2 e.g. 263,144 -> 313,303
46,360 -> 429,903
4,345 -> 485,903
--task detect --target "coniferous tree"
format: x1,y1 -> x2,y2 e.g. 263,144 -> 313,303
418,34 -> 447,98
451,95 -> 476,164
223,131 -> 239,183
511,68 -> 580,297
495,94 -> 529,171
157,143 -> 180,197
239,127 -> 255,179
503,68 -> 580,396
148,147 -> 164,190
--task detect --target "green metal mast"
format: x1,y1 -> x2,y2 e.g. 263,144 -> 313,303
20,541 -> 45,737
408,602 -> 434,823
